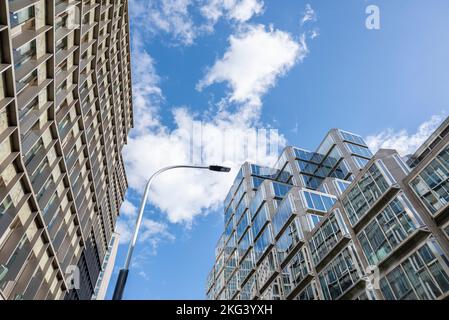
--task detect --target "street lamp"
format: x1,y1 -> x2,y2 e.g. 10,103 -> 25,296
112,165 -> 231,300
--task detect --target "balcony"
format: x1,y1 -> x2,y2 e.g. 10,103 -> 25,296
12,25 -> 51,49
8,0 -> 40,13
55,45 -> 78,66
16,78 -> 52,110
20,101 -> 52,134
55,0 -> 80,17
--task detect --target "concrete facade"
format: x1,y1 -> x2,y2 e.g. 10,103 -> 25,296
0,0 -> 132,300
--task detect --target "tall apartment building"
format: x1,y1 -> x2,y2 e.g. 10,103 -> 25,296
0,0 -> 132,300
206,117 -> 449,300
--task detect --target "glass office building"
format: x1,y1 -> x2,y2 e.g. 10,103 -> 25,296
0,0 -> 132,299
207,119 -> 449,300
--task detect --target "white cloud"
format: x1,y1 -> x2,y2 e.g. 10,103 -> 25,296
129,0 -> 264,46
197,24 -> 308,106
116,215 -> 175,247
200,0 -> 264,24
300,4 -> 317,26
366,114 -> 446,156
138,271 -> 150,280
129,0 -> 197,45
120,199 -> 137,218
309,28 -> 320,39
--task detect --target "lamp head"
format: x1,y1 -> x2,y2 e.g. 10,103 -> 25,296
209,165 -> 231,173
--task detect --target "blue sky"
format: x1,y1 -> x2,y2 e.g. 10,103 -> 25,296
106,0 -> 449,299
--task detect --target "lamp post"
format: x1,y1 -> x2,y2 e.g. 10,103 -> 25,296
112,165 -> 231,300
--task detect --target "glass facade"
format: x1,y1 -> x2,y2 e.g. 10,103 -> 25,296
380,241 -> 449,300
342,163 -> 391,225
357,196 -> 421,265
294,282 -> 319,300
410,144 -> 449,214
207,125 -> 449,301
276,218 -> 303,264
309,210 -> 350,266
302,190 -> 337,213
318,245 -> 363,300
282,246 -> 312,296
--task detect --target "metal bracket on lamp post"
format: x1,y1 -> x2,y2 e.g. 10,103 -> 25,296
112,165 -> 231,300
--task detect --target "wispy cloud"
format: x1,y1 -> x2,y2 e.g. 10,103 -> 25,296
201,0 -> 265,25
366,114 -> 446,156
300,4 -> 317,26
129,0 -> 265,46
116,200 -> 175,249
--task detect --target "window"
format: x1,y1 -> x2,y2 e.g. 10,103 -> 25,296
294,148 -> 315,162
56,80 -> 68,97
238,229 -> 252,258
307,214 -> 322,230
302,190 -> 336,213
345,142 -> 373,158
272,195 -> 295,236
295,282 -> 319,300
330,159 -> 350,180
334,179 -> 350,195
224,205 -> 232,227
23,138 -> 44,167
234,195 -> 247,222
249,187 -> 265,218
309,210 -> 350,266
281,246 -> 311,296
0,232 -> 29,290
250,164 -> 278,179
393,154 -> 411,174
0,195 -> 13,218
238,249 -> 254,282
254,226 -> 272,261
16,70 -> 37,93
342,163 -> 391,225
58,113 -> 70,135
380,241 -> 449,300
240,273 -> 257,300
56,37 -> 68,53
276,218 -> 303,263
251,204 -> 269,238
357,197 -> 420,265
224,217 -> 234,240
236,211 -> 249,240
18,96 -> 38,121
301,175 -> 323,190
353,156 -> 369,169
10,6 -> 35,28
260,276 -> 282,300
339,130 -> 367,146
271,182 -> 291,198
257,250 -> 278,290
410,145 -> 449,215
55,13 -> 68,30
318,245 -> 363,300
